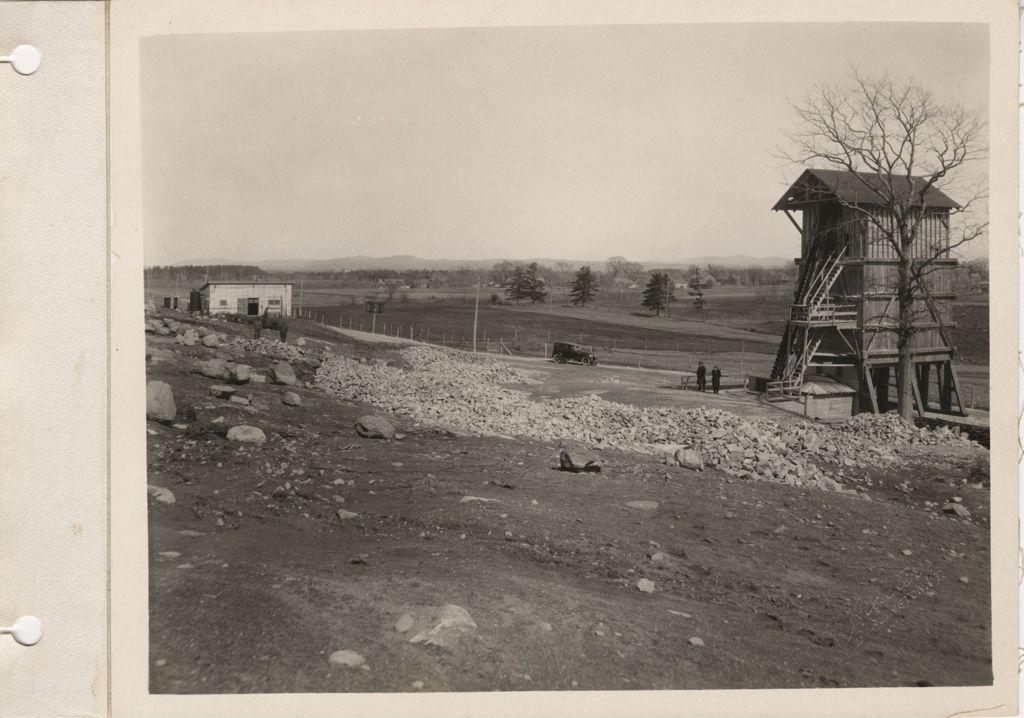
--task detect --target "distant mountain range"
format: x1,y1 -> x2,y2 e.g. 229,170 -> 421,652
166,254 -> 792,271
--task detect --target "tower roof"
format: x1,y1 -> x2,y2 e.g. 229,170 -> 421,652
772,168 -> 960,211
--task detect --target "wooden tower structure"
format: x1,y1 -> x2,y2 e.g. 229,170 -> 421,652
767,168 -> 966,417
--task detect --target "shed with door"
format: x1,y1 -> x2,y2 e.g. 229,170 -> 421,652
198,281 -> 293,317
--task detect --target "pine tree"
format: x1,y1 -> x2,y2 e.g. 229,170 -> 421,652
524,262 -> 548,304
641,273 -> 675,316
570,266 -> 599,307
505,265 -> 528,304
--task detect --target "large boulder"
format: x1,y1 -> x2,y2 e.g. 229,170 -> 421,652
409,605 -> 478,648
147,484 -> 176,504
282,391 -> 302,407
270,361 -> 297,385
192,359 -> 232,381
942,502 -> 971,518
226,425 -> 266,444
209,384 -> 237,399
201,333 -> 220,347
229,364 -> 252,384
674,447 -> 704,471
355,415 -> 396,439
558,447 -> 601,473
146,381 -> 176,422
146,347 -> 175,363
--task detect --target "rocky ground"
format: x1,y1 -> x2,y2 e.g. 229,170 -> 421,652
145,309 -> 992,693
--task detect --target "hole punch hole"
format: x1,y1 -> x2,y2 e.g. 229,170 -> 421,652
1,616 -> 42,646
0,45 -> 41,75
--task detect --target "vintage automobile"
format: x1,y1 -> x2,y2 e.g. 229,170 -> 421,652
551,341 -> 597,365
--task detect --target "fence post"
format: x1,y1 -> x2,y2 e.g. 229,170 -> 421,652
638,350 -> 642,369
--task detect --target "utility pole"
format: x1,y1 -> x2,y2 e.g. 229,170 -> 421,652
472,281 -> 481,353
299,278 -> 304,315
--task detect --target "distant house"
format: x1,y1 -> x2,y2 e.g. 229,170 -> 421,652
197,281 -> 293,317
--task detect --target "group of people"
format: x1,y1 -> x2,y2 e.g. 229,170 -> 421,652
694,361 -> 722,394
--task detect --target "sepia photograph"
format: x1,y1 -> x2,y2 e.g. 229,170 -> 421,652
137,19 -> 996,696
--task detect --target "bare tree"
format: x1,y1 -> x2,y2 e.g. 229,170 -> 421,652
383,279 -> 402,302
781,71 -> 987,420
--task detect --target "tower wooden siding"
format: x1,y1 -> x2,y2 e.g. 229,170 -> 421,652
798,204 -> 956,359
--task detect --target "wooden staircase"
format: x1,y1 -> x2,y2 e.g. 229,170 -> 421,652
768,247 -> 848,401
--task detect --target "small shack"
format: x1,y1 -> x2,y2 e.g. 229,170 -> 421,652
799,376 -> 857,422
198,281 -> 293,317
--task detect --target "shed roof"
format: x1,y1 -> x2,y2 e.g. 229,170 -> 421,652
800,376 -> 857,396
772,168 -> 960,211
199,281 -> 293,291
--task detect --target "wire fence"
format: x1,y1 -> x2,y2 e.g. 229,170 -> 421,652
293,307 -> 773,380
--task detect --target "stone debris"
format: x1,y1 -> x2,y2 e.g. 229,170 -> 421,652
147,484 -> 176,504
201,333 -> 220,347
636,578 -> 655,593
355,415 -> 396,440
336,509 -> 359,520
314,345 -> 974,494
282,391 -> 302,407
409,604 -> 477,648
328,649 -> 366,668
226,425 -> 266,444
394,614 -> 415,633
688,637 -> 705,647
146,381 -> 177,422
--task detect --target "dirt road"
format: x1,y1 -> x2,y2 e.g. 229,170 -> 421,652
146,315 -> 991,693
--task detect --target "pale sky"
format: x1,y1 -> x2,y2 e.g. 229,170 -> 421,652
140,23 -> 989,266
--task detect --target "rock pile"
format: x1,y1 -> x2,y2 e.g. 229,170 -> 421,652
228,336 -> 314,364
314,345 -> 975,493
144,315 -> 229,347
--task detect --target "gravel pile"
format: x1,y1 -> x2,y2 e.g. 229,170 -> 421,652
315,345 -> 973,492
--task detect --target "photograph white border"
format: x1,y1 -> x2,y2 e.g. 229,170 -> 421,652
109,2 -> 1019,716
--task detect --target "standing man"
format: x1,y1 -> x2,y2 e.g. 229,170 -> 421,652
711,365 -> 722,394
278,313 -> 289,343
696,361 -> 707,392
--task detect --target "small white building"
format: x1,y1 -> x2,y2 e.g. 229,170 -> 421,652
197,281 -> 293,317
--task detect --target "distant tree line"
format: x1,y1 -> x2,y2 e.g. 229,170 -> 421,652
145,257 -> 801,291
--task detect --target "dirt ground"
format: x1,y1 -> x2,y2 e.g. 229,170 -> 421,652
146,314 -> 991,693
